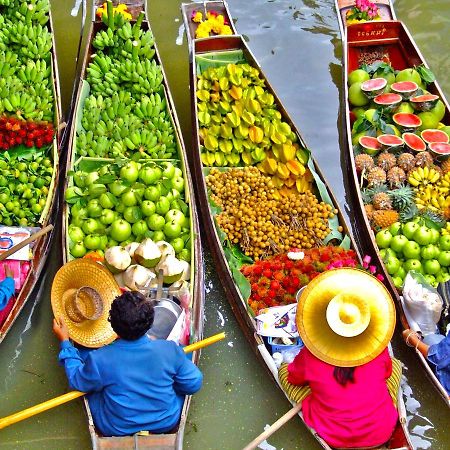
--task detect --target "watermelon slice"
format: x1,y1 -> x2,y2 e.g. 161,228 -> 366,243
377,134 -> 404,149
393,113 -> 422,132
361,78 -> 387,99
390,81 -> 419,99
421,129 -> 450,144
410,94 -> 440,111
429,142 -> 450,159
403,133 -> 426,152
374,93 -> 403,111
359,136 -> 382,155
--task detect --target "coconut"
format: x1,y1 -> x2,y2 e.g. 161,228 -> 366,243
134,238 -> 162,268
123,264 -> 156,290
155,241 -> 176,260
156,255 -> 186,284
104,246 -> 132,274
125,242 -> 140,259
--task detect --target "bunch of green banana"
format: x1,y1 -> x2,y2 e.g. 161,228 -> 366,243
13,0 -> 49,25
134,93 -> 166,120
16,58 -> 50,84
0,0 -> 14,6
93,27 -> 117,51
115,34 -> 155,61
1,91 -> 36,117
0,51 -> 19,76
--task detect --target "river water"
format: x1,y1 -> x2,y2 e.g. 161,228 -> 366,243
0,1 -> 449,449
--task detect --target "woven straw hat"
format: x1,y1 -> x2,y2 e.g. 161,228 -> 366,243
296,268 -> 396,367
51,259 -> 122,348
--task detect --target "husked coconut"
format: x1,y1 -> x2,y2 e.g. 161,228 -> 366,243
123,264 -> 156,290
155,241 -> 175,260
134,238 -> 162,268
104,246 -> 132,273
157,254 -> 186,284
125,242 -> 140,260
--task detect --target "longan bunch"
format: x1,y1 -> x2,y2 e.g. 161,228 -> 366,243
206,167 -> 335,259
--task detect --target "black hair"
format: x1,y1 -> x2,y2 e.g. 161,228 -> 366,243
108,291 -> 155,340
333,367 -> 356,386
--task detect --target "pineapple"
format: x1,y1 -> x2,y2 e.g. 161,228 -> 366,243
390,185 -> 415,211
441,159 -> 450,174
377,152 -> 396,171
386,167 -> 406,187
372,192 -> 392,210
397,153 -> 415,172
355,154 -> 375,173
372,209 -> 399,228
365,204 -> 375,220
367,167 -> 387,186
415,151 -> 433,168
399,203 -> 419,222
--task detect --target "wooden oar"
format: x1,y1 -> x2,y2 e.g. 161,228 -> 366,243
0,331 -> 225,430
242,403 -> 302,450
0,224 -> 53,262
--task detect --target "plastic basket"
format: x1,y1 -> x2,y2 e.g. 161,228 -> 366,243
266,336 -> 304,355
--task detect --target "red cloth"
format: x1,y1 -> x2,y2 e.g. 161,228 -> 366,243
0,295 -> 16,327
287,347 -> 398,448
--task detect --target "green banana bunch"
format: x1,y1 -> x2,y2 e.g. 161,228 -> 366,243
2,91 -> 37,119
14,1 -> 49,25
17,59 -> 51,84
134,93 -> 167,120
93,27 -> 116,50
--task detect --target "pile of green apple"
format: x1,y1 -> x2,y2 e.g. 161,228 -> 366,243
65,160 -> 191,262
376,220 -> 450,289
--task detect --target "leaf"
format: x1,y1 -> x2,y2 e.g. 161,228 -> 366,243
360,61 -> 393,76
96,174 -> 117,184
416,65 -> 436,84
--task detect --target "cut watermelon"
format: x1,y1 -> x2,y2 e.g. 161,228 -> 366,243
429,142 -> 450,159
361,78 -> 387,99
377,134 -> 404,149
393,113 -> 422,132
402,133 -> 426,152
421,129 -> 450,144
390,81 -> 419,99
374,93 -> 403,111
359,136 -> 382,155
410,94 -> 440,111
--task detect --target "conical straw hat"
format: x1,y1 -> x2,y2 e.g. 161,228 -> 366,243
296,268 -> 396,367
51,259 -> 122,348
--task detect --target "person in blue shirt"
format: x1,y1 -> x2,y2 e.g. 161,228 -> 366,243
53,290 -> 203,437
0,266 -> 15,312
403,328 -> 449,396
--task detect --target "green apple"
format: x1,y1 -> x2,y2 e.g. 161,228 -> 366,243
165,209 -> 186,225
70,241 -> 87,258
404,259 -> 423,273
99,192 -> 117,209
120,161 -> 140,183
161,162 -> 175,179
141,200 -> 156,217
395,266 -> 406,279
392,276 -> 404,289
390,235 -> 408,253
423,259 -> 441,275
170,237 -> 185,254
121,189 -> 139,207
421,244 -> 440,260
84,171 -> 99,186
147,214 -> 165,231
402,221 -> 420,239
403,241 -> 421,259
152,230 -> 166,242
438,251 -> 450,267
84,234 -> 101,250
68,225 -> 85,243
385,256 -> 401,275
174,167 -> 183,178
163,220 -> 182,239
100,208 -> 116,225
132,220 -> 149,237
87,199 -> 103,218
71,204 -> 88,219
110,219 -> 132,242
429,228 -> 440,244
144,186 -> 161,202
171,176 -> 185,192
376,229 -> 393,249
123,206 -> 143,224
155,196 -> 170,215
115,202 -> 125,214
178,248 -> 191,262
413,226 -> 433,246
107,238 -> 119,248
82,218 -> 100,235
439,234 -> 450,251
424,274 -> 437,287
139,166 -> 162,185
99,235 -> 108,250
389,222 -> 402,236
109,180 -> 128,197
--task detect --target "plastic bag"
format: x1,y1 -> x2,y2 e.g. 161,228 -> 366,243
402,271 -> 443,335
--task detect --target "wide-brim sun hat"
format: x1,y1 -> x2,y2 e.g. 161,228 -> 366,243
51,259 -> 122,348
296,268 -> 396,367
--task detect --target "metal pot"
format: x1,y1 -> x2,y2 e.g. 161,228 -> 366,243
147,297 -> 182,340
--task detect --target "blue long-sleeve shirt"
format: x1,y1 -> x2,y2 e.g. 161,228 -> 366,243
58,336 -> 203,436
0,277 -> 15,311
427,333 -> 450,395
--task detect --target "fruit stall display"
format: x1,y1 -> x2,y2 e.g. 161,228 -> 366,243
348,61 -> 450,288
65,2 -> 192,289
195,50 -> 352,315
0,0 -> 57,228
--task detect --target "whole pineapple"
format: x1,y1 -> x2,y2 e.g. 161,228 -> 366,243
355,154 -> 375,173
415,151 -> 433,168
372,209 -> 399,229
387,167 -> 406,187
441,159 -> 450,173
377,152 -> 396,171
397,153 -> 415,172
372,192 -> 392,210
365,204 -> 375,221
367,167 -> 387,186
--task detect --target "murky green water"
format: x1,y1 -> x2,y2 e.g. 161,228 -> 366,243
0,1 -> 449,449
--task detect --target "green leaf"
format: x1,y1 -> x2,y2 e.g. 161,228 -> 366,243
416,65 -> 436,84
360,61 -> 393,76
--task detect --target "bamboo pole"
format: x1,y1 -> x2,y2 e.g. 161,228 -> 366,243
0,332 -> 225,430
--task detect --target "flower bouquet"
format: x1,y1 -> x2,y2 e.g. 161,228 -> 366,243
346,0 -> 380,25
191,10 -> 233,39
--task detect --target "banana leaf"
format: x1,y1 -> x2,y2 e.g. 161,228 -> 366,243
196,50 -> 246,73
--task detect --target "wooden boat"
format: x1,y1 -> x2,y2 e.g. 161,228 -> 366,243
181,1 -> 412,447
0,0 -> 62,342
338,16 -> 450,405
335,0 -> 395,38
60,1 -> 204,448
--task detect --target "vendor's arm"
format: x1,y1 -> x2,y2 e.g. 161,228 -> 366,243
402,329 -> 429,358
287,347 -> 308,385
173,344 -> 203,395
0,273 -> 15,310
53,317 -> 104,393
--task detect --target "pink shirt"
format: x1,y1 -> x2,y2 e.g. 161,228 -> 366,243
287,347 -> 398,448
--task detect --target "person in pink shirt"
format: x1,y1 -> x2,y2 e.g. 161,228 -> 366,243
282,268 -> 398,449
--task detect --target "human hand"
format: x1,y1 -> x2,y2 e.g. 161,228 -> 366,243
5,265 -> 14,279
53,316 -> 70,342
402,329 -> 420,348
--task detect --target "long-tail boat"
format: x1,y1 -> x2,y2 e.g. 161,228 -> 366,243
60,1 -> 204,447
0,0 -> 62,342
181,1 -> 413,447
336,1 -> 450,405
